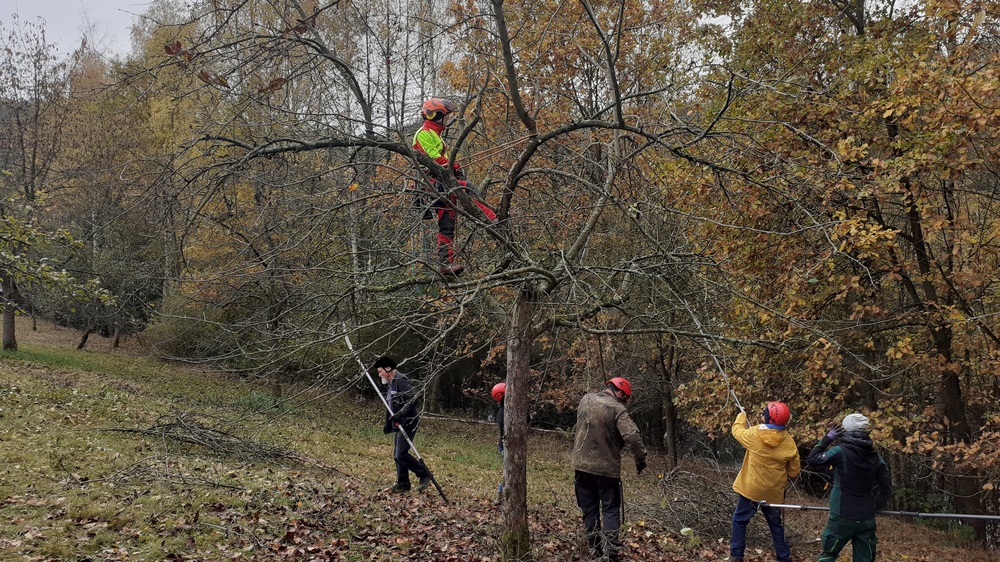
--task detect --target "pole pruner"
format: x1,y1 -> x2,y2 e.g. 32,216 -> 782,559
343,331 -> 449,504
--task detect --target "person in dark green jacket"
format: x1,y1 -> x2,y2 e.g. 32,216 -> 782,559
806,413 -> 892,562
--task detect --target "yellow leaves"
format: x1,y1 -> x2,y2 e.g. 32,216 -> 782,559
348,183 -> 359,192
835,136 -> 869,161
886,337 -> 914,360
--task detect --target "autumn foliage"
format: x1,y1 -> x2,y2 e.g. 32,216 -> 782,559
4,0 -> 1000,555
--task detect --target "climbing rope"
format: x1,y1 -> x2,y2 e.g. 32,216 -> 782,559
464,134 -> 533,167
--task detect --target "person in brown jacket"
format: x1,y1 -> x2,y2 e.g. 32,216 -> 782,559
571,377 -> 648,562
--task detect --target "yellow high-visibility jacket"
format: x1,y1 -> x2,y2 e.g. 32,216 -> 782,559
731,412 -> 801,504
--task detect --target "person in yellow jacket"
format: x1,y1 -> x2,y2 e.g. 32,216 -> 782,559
728,401 -> 801,562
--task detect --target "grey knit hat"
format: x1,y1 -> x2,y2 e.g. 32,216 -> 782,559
842,413 -> 870,432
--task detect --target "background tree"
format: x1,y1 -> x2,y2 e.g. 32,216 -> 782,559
671,0 -> 1000,537
0,15 -> 112,350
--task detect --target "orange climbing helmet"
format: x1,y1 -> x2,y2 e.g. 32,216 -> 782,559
606,377 -> 632,398
420,98 -> 458,122
763,401 -> 791,426
491,382 -> 506,402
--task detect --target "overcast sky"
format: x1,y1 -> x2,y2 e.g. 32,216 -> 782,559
6,0 -> 148,57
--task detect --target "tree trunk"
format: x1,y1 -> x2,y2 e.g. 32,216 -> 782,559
271,371 -> 283,399
907,191 -> 987,539
500,289 -> 535,561
936,351 -> 985,538
2,275 -> 18,351
76,327 -> 94,350
657,335 -> 679,470
112,323 -> 121,349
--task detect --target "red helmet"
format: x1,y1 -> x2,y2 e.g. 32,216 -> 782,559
420,98 -> 457,121
606,377 -> 632,398
491,382 -> 506,402
763,401 -> 791,426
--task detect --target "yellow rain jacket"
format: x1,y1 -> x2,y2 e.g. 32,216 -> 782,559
731,412 -> 801,504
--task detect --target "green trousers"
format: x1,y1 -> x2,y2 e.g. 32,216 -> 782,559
817,515 -> 877,562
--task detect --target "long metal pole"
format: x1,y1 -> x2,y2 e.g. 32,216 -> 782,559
343,332 -> 449,503
760,502 -> 1000,522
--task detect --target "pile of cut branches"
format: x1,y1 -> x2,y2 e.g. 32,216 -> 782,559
631,466 -> 817,546
105,412 -> 351,478
631,467 -> 736,539
117,412 -> 289,460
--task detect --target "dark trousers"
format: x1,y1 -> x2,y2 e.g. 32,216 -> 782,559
730,494 -> 790,562
574,471 -> 623,560
393,426 -> 428,487
818,515 -> 877,562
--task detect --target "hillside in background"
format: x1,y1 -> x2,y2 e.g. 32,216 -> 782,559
0,319 -> 993,561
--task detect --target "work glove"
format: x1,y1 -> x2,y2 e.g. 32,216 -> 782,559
453,163 -> 466,180
636,459 -> 647,476
826,425 -> 844,441
738,405 -> 747,417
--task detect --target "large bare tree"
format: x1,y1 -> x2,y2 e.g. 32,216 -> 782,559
118,1 -> 732,559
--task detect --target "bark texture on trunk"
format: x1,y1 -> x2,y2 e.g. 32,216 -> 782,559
500,290 -> 535,561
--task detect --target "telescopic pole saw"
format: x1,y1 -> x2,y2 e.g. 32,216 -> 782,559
343,331 -> 449,504
760,502 -> 1000,522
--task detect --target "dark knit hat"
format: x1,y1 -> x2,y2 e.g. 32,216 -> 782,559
372,356 -> 397,370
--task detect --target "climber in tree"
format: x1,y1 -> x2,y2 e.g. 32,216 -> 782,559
412,98 -> 497,277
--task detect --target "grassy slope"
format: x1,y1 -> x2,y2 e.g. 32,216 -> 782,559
0,320 -> 992,561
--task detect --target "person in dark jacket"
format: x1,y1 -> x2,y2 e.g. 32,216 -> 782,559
571,377 -> 647,562
492,382 -> 506,500
492,382 -> 506,452
374,356 -> 431,493
806,413 -> 892,562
